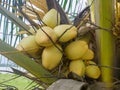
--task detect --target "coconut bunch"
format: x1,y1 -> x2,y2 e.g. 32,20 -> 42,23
16,8 -> 101,80
65,40 -> 101,79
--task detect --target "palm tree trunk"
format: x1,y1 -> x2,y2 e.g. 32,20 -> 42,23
94,0 -> 115,83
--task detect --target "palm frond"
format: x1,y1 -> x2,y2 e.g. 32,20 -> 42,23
0,39 -> 57,85
22,0 -> 48,21
0,0 -> 24,45
0,0 -> 25,73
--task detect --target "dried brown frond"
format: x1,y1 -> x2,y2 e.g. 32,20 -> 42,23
23,0 -> 48,21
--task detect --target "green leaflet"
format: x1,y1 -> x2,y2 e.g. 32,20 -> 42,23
0,39 -> 57,85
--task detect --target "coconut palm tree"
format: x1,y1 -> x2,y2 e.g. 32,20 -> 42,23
0,0 -> 120,89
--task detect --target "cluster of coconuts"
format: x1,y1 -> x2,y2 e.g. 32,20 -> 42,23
16,9 -> 101,80
66,40 -> 101,79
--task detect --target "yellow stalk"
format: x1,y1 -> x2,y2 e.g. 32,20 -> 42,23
94,0 -> 115,83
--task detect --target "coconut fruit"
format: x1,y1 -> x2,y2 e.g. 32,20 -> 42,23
35,26 -> 57,47
85,61 -> 96,66
16,35 -> 42,58
54,25 -> 77,42
42,9 -> 60,28
42,44 -> 63,70
64,40 -> 88,60
81,49 -> 94,60
85,65 -> 101,79
69,60 -> 85,77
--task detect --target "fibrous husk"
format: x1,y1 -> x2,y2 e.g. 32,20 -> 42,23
42,9 -> 60,28
85,65 -> 101,79
85,61 -> 97,66
69,60 -> 85,77
65,40 -> 88,60
42,44 -> 63,70
35,26 -> 57,47
81,49 -> 94,60
16,35 -> 42,58
54,24 -> 77,42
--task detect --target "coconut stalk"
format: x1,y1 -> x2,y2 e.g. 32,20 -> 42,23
94,0 -> 115,83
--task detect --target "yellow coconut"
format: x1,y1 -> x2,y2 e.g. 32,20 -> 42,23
85,65 -> 101,79
16,35 -> 42,58
69,60 -> 85,77
54,25 -> 77,42
42,9 -> 60,28
81,49 -> 94,60
35,26 -> 57,47
85,61 -> 96,66
64,40 -> 88,60
42,44 -> 63,70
